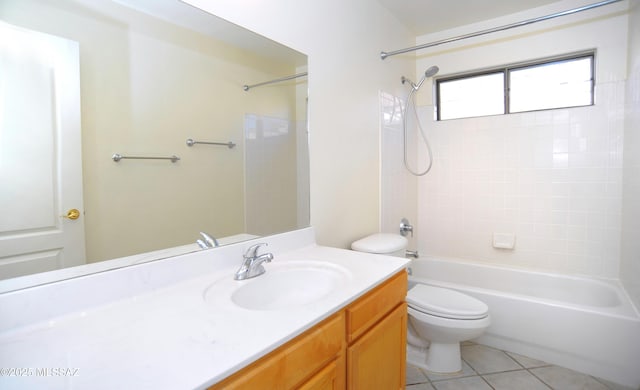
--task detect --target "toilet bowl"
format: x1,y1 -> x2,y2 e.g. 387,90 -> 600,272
351,233 -> 490,374
406,284 -> 490,373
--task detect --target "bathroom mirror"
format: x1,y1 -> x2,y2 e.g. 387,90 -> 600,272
0,0 -> 309,286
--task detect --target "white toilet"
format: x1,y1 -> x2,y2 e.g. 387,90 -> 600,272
351,233 -> 490,374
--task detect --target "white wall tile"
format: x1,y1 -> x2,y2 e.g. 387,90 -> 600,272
379,91 -> 418,249
417,66 -> 625,279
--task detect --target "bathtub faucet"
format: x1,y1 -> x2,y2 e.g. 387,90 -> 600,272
400,218 -> 414,237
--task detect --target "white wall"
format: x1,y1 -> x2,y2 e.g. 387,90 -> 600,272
184,0 -> 415,248
414,0 -> 629,278
621,0 -> 640,309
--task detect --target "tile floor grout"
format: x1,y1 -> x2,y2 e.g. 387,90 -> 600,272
465,353 -> 556,390
406,342 -> 634,390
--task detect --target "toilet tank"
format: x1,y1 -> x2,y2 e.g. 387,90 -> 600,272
351,233 -> 408,257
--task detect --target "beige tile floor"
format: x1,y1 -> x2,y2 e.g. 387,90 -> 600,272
406,343 -> 636,390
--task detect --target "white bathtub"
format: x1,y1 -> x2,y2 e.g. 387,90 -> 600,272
408,257 -> 640,388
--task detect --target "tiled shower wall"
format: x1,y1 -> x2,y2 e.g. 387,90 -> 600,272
380,91 -> 417,247
244,114 -> 298,236
412,1 -> 630,279
416,84 -> 625,277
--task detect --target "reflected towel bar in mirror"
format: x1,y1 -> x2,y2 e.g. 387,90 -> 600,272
186,138 -> 236,149
112,153 -> 180,163
243,72 -> 308,91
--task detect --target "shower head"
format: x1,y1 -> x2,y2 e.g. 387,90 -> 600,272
414,65 -> 439,90
402,65 -> 440,91
424,65 -> 439,78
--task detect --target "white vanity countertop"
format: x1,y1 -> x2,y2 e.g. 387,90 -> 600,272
0,229 -> 409,389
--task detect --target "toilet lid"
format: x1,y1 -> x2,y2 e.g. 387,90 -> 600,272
407,284 -> 489,320
351,233 -> 407,254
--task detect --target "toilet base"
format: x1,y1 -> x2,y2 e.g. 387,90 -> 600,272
407,342 -> 462,374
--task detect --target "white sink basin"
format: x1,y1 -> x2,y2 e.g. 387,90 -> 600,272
229,261 -> 351,310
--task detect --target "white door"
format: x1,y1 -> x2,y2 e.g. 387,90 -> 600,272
0,22 -> 86,280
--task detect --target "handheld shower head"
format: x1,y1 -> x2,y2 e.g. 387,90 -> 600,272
402,65 -> 440,91
415,65 -> 440,89
401,66 -> 439,176
425,65 -> 439,78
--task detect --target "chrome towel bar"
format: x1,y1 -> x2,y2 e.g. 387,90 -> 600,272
112,153 -> 180,163
186,138 -> 236,149
243,72 -> 307,91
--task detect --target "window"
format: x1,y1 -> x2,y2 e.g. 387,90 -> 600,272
436,53 -> 594,120
438,72 -> 504,120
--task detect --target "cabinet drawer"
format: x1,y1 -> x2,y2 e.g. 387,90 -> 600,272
210,312 -> 345,390
346,270 -> 407,343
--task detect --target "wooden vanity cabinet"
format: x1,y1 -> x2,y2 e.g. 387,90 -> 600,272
209,312 -> 345,390
209,270 -> 407,390
346,272 -> 407,390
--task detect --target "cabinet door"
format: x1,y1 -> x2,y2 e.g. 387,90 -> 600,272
347,303 -> 407,390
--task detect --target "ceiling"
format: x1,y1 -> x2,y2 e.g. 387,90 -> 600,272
377,0 -> 561,36
114,0 -> 306,65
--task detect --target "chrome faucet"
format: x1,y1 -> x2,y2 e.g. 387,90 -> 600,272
196,231 -> 219,249
400,218 -> 414,237
234,243 -> 273,280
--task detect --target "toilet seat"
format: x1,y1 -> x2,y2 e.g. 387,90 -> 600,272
407,284 -> 488,320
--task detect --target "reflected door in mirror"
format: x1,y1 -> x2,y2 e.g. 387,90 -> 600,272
0,22 -> 86,279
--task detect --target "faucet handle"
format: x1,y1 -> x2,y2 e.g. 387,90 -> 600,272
199,231 -> 219,248
400,218 -> 414,237
245,242 -> 268,258
196,239 -> 208,249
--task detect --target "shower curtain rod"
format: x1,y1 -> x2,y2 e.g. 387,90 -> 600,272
380,0 -> 623,60
243,72 -> 308,91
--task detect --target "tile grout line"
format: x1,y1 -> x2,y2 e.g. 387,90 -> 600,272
527,367 -> 558,390
479,374 -> 498,390
503,349 -> 526,369
502,349 -> 555,389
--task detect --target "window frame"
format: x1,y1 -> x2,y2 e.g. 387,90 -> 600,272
435,51 -> 595,121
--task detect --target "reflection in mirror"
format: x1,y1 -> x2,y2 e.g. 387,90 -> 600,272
0,0 -> 309,286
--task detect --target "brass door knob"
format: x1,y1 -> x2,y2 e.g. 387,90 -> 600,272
62,209 -> 81,220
